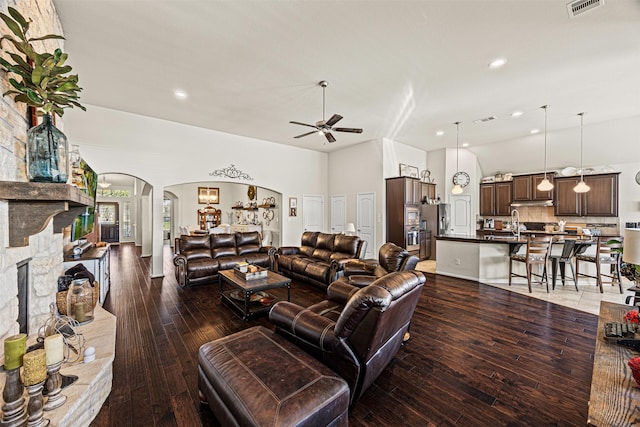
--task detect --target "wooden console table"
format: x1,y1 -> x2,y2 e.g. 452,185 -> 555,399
588,301 -> 640,426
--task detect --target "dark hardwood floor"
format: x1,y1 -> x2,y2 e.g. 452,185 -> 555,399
91,243 -> 597,426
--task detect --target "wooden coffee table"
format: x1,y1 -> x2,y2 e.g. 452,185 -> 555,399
219,269 -> 291,321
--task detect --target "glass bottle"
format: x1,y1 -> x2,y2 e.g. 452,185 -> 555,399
27,114 -> 69,183
66,278 -> 94,323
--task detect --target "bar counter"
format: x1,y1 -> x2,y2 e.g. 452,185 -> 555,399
434,233 -> 596,283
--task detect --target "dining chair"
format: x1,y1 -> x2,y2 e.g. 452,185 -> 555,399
509,235 -> 552,293
575,236 -> 623,293
549,239 -> 578,291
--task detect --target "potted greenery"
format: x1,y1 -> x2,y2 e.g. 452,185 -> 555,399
0,7 -> 85,183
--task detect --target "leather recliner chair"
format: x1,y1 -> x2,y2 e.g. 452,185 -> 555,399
340,242 -> 419,287
269,270 -> 426,405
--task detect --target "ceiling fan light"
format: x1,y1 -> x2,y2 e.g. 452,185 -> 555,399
451,184 -> 463,195
537,178 -> 554,192
98,182 -> 111,189
573,179 -> 590,193
318,130 -> 324,135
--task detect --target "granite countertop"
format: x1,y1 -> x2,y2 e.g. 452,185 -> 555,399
436,233 -> 527,244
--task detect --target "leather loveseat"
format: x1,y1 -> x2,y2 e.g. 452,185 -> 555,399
173,231 -> 275,287
276,232 -> 366,288
269,270 -> 426,404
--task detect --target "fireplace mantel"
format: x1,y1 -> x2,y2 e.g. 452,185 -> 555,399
0,181 -> 94,247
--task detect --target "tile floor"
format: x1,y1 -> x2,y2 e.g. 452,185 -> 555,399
416,260 -> 635,316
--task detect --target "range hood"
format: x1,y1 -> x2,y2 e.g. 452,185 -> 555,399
510,200 -> 554,207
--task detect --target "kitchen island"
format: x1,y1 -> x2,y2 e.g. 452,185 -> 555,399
435,233 -> 596,284
435,233 -> 526,282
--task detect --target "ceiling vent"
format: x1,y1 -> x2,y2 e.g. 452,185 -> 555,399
567,0 -> 604,18
473,116 -> 497,124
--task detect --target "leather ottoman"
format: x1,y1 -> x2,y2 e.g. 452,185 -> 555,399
198,326 -> 349,427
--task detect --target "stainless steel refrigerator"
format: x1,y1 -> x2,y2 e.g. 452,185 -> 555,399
420,203 -> 450,260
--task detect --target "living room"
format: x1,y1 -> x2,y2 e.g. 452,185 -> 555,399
1,0 -> 640,426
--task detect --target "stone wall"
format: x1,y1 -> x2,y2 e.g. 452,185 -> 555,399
0,0 -> 66,349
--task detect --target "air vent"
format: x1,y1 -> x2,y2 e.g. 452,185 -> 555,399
567,0 -> 604,18
473,116 -> 497,124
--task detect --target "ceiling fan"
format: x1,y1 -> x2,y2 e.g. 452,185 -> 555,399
290,80 -> 363,143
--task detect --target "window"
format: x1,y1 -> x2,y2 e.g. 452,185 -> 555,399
122,201 -> 131,238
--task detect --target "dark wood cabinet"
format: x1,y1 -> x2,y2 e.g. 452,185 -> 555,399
495,182 -> 513,216
386,177 -> 421,252
554,173 -> 619,217
512,175 -> 532,201
403,177 -> 422,205
419,230 -> 432,260
532,173 -> 554,200
480,184 -> 496,216
479,182 -> 512,216
421,183 -> 436,203
512,173 -> 553,201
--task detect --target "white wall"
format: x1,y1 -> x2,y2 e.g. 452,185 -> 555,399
329,139 -> 384,250
64,105 -> 328,275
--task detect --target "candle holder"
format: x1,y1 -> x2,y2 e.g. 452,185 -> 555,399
1,366 -> 28,427
26,380 -> 49,427
43,361 -> 66,411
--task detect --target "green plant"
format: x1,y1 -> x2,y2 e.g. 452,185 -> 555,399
0,6 -> 85,116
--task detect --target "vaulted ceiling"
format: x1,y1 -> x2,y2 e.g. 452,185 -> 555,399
53,1 -> 640,174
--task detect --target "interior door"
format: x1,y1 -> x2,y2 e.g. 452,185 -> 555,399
330,195 -> 346,234
302,195 -> 324,232
98,202 -> 120,243
356,192 -> 375,259
450,195 -> 471,235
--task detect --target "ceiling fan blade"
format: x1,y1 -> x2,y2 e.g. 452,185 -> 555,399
325,114 -> 343,127
325,132 -> 336,143
333,127 -> 363,133
289,121 -> 318,129
293,131 -> 317,139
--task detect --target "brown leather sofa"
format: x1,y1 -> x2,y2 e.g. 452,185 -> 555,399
269,270 -> 426,404
173,231 -> 275,287
275,232 -> 366,288
339,241 -> 419,287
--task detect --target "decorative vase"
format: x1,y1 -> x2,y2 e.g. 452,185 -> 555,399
27,114 -> 69,183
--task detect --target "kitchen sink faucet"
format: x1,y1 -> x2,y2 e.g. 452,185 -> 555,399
511,209 -> 520,240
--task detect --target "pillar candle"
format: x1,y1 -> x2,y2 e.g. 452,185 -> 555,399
3,333 -> 27,370
75,302 -> 87,323
44,334 -> 64,365
23,349 -> 47,386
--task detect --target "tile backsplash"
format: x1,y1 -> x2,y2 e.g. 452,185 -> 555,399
485,206 -> 620,235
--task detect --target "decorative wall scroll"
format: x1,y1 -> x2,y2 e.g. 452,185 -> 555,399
209,164 -> 254,181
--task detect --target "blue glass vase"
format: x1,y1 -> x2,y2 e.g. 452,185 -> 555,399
27,114 -> 69,183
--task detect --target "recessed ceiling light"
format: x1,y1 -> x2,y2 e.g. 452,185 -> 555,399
511,111 -> 524,117
462,143 -> 469,147
435,130 -> 444,136
530,129 -> 540,134
488,58 -> 507,69
174,89 -> 188,100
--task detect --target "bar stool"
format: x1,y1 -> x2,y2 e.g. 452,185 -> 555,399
575,236 -> 623,293
549,239 -> 578,291
509,236 -> 552,293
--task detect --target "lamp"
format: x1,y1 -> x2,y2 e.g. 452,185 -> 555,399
345,223 -> 356,235
98,175 -> 111,189
537,105 -> 554,192
573,112 -> 590,193
451,121 -> 463,195
624,228 -> 640,286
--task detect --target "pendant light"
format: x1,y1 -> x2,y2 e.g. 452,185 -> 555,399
573,112 -> 590,193
98,175 -> 111,189
536,105 -> 554,192
451,121 -> 463,195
